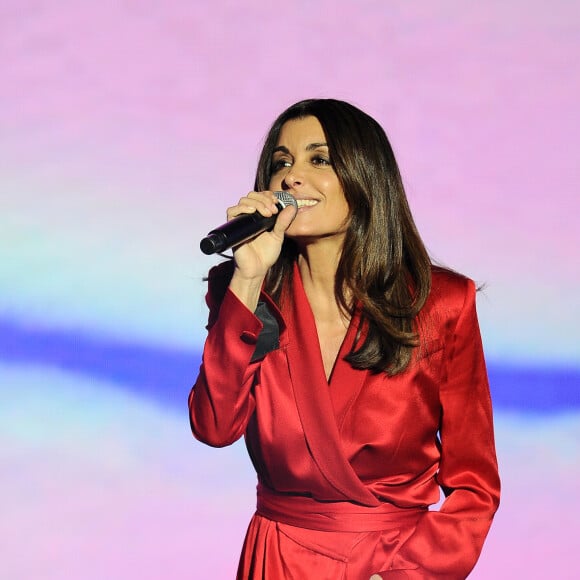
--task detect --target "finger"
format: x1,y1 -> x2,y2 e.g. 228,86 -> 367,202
227,192 -> 278,220
271,203 -> 297,236
226,201 -> 272,221
226,204 -> 257,221
247,190 -> 279,212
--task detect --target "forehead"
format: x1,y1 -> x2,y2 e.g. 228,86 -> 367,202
276,115 -> 326,147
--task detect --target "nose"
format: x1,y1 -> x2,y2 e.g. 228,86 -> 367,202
281,164 -> 303,190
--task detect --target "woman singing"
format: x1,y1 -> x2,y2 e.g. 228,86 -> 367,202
189,98 -> 500,579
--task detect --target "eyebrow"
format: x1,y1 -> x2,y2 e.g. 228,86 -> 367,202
273,142 -> 328,154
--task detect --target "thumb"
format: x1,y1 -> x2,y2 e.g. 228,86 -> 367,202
272,204 -> 297,236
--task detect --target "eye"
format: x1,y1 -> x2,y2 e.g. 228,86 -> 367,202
311,155 -> 331,166
271,158 -> 292,173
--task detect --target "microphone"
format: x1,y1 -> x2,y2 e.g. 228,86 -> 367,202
200,191 -> 298,255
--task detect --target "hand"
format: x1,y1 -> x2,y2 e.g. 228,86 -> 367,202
226,191 -> 296,312
228,190 -> 297,281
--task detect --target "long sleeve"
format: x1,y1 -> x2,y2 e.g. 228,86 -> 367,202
189,280 -> 264,448
378,278 -> 500,579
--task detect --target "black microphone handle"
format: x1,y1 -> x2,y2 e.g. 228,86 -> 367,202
200,191 -> 297,255
200,209 -> 279,255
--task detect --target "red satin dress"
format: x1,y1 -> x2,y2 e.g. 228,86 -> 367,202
189,262 -> 500,579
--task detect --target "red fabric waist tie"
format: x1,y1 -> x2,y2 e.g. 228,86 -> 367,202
256,484 -> 426,533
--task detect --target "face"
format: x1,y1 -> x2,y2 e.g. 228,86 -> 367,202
268,116 -> 350,243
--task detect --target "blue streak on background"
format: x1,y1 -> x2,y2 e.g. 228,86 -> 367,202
1,318 -> 578,413
487,365 -> 580,411
0,318 -> 198,409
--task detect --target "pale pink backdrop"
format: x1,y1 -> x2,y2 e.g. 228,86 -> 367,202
1,1 -> 579,578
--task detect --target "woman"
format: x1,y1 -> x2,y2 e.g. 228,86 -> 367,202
189,99 -> 500,579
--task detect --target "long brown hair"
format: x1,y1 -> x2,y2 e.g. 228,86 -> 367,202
255,99 -> 432,375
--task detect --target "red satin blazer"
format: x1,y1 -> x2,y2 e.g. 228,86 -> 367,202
189,262 -> 500,579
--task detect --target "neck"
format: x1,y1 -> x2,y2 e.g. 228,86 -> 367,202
295,237 -> 350,319
297,242 -> 339,290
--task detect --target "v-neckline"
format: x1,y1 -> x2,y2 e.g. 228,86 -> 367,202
291,262 -> 355,387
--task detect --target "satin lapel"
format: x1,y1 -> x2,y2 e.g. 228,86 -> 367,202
284,264 -> 378,506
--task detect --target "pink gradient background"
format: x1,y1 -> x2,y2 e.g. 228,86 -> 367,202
1,2 -> 579,578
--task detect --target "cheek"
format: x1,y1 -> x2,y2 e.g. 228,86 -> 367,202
326,184 -> 348,215
268,174 -> 282,191
333,196 -> 351,228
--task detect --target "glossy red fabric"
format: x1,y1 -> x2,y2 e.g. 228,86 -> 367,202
189,263 -> 500,579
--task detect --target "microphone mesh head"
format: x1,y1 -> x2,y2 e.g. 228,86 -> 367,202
274,190 -> 298,209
